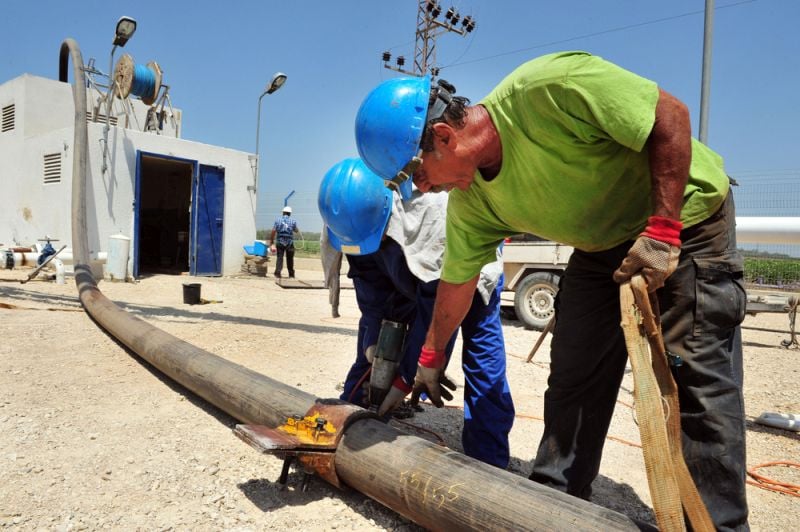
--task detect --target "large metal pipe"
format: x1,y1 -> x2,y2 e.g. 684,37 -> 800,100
62,39 -> 641,530
736,217 -> 800,245
0,250 -> 108,270
1,252 -> 40,268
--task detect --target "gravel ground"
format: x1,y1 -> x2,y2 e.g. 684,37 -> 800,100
1,260 -> 797,530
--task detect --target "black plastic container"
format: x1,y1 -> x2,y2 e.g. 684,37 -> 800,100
182,283 -> 201,305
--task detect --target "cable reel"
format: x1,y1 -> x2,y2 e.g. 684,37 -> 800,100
113,53 -> 162,105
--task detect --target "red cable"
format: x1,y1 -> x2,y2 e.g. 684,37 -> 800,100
347,367 -> 371,404
747,461 -> 800,498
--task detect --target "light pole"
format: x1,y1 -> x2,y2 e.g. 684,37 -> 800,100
102,16 -> 137,174
252,72 -> 287,192
699,0 -> 714,144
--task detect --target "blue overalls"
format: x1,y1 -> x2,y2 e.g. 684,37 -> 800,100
340,238 -> 515,468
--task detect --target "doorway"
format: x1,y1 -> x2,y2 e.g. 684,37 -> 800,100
134,153 -> 193,276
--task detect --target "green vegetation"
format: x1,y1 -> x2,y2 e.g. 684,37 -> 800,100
295,233 -> 321,257
254,229 -> 322,257
245,238 -> 800,283
742,249 -> 800,288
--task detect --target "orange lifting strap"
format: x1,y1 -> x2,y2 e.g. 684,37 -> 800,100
619,275 -> 714,532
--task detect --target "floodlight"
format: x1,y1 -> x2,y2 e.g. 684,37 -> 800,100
113,16 -> 137,47
266,72 -> 287,94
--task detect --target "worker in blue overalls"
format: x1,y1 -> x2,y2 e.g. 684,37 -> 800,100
318,157 -> 515,469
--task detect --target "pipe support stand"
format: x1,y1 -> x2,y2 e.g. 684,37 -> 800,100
234,399 -> 379,488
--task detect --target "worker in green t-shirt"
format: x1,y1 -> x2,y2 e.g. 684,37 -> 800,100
354,51 -> 748,530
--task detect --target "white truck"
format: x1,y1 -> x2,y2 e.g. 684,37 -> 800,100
500,236 -> 573,330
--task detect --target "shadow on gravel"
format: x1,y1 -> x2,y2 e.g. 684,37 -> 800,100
0,285 -> 358,337
591,476 -> 657,530
746,418 -> 800,442
237,476 -> 424,531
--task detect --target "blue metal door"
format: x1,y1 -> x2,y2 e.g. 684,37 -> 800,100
190,165 -> 225,276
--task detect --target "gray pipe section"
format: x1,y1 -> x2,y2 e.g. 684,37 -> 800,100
61,39 -> 641,530
60,39 -> 92,288
736,217 -> 800,245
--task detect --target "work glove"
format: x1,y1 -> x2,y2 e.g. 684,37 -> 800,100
270,245 -> 277,254
613,216 -> 682,292
409,347 -> 455,408
410,372 -> 456,408
377,376 -> 413,417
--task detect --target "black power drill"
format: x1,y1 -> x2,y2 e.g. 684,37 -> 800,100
368,320 -> 406,411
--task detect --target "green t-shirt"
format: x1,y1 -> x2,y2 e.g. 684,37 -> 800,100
442,51 -> 730,284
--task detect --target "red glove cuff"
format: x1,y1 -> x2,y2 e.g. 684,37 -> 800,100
641,216 -> 682,247
392,375 -> 413,394
419,346 -> 445,369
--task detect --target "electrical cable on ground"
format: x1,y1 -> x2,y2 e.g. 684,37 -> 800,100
746,462 -> 800,498
294,231 -> 306,251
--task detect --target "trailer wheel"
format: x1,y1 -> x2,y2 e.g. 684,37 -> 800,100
514,271 -> 560,331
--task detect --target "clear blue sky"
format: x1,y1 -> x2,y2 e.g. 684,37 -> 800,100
2,0 -> 798,231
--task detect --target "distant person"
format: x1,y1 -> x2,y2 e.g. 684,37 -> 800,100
270,206 -> 299,278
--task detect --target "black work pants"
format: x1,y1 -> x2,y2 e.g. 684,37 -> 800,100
530,193 -> 749,531
274,243 -> 295,278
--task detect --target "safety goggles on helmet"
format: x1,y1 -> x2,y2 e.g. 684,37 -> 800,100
355,75 -> 456,200
317,158 -> 393,256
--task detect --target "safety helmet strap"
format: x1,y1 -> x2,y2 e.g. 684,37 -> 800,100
388,150 -> 423,192
427,80 -> 454,123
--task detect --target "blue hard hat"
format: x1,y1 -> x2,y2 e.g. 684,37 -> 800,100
318,158 -> 392,256
354,75 -> 432,200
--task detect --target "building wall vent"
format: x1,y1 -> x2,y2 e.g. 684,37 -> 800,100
86,111 -> 118,126
43,153 -> 62,184
1,104 -> 14,132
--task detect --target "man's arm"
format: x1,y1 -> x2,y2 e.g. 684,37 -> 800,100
424,275 -> 479,351
613,88 -> 690,290
407,275 -> 478,408
648,88 -> 691,218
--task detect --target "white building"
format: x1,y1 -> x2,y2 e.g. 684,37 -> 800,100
0,71 -> 257,277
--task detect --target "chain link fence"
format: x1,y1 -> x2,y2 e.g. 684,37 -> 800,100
732,171 -> 800,292
254,174 -> 800,290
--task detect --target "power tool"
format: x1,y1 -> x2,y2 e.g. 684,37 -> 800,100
368,319 -> 406,410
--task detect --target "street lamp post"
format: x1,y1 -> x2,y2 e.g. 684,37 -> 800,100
102,16 -> 137,174
252,72 -> 287,192
699,0 -> 714,144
